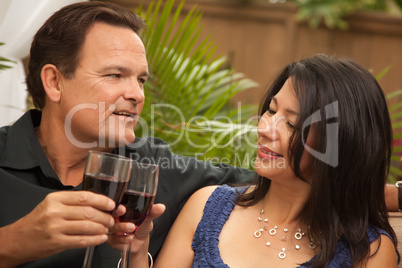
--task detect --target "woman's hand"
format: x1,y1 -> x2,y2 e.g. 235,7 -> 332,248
107,203 -> 165,252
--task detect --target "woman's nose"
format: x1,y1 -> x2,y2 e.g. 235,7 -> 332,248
257,114 -> 285,140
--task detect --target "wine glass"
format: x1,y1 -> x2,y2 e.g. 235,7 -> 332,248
82,151 -> 132,268
119,161 -> 159,268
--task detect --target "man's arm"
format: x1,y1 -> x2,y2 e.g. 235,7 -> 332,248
385,183 -> 399,211
0,191 -> 116,267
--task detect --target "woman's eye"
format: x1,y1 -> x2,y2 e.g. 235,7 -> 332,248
286,121 -> 295,129
267,107 -> 276,115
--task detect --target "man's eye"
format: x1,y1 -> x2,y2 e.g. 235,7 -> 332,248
138,78 -> 146,84
106,74 -> 121,78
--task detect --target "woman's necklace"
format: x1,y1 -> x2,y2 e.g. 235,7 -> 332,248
253,209 -> 317,259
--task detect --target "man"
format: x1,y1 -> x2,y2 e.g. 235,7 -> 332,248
0,2 -> 254,267
386,183 -> 400,211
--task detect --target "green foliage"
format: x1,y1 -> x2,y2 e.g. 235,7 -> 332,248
291,0 -> 402,29
387,89 -> 402,182
375,67 -> 402,182
0,43 -> 16,70
135,0 -> 258,168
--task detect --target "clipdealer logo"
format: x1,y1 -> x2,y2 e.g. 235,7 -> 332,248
301,101 -> 339,167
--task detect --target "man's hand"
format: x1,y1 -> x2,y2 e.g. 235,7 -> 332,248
0,191 -> 116,267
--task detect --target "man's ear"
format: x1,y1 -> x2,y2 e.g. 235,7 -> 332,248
41,64 -> 63,103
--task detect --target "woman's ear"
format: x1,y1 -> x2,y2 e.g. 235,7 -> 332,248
41,64 -> 62,103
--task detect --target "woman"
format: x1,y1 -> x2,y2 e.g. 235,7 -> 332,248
154,55 -> 399,267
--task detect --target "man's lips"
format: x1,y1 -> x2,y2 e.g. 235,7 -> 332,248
113,111 -> 138,121
257,145 -> 283,159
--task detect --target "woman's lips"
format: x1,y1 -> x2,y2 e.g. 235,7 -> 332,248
257,145 -> 283,160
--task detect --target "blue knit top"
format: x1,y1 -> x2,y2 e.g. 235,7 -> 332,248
191,185 -> 391,268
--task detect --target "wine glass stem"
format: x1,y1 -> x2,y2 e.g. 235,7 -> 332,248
82,246 -> 95,268
121,243 -> 132,268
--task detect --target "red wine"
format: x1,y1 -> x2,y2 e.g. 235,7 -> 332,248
119,190 -> 154,230
83,173 -> 127,207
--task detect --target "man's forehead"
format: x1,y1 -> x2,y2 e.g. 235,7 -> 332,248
83,22 -> 144,49
79,22 -> 147,62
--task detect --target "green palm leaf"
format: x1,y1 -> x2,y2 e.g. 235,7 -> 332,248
384,77 -> 402,182
0,43 -> 16,70
135,0 -> 258,168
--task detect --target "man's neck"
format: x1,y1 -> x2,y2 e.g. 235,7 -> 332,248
35,110 -> 112,186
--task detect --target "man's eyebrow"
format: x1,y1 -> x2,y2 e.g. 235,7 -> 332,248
142,71 -> 150,78
271,97 -> 299,116
101,65 -> 130,73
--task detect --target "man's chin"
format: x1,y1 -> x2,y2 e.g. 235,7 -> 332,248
94,134 -> 135,149
117,133 -> 136,147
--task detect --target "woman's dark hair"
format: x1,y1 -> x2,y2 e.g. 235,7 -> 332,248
238,54 -> 399,267
26,1 -> 145,109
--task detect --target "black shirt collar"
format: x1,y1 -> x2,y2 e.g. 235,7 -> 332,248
0,110 -> 75,187
0,110 -> 45,169
0,110 -> 61,185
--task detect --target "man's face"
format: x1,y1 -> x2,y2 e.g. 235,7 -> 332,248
61,22 -> 148,148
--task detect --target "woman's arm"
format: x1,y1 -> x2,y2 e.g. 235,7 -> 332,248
154,186 -> 218,268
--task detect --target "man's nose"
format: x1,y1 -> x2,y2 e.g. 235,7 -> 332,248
124,79 -> 145,103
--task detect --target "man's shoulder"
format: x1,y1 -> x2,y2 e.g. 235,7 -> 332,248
117,136 -> 172,160
129,136 -> 170,151
0,125 -> 10,153
0,125 -> 10,135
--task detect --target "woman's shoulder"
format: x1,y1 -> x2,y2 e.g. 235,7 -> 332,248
348,226 -> 397,267
366,226 -> 392,242
187,185 -> 249,217
191,184 -> 249,200
365,227 -> 397,267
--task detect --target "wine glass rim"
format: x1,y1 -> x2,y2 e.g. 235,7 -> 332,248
88,150 -> 132,161
132,160 -> 159,168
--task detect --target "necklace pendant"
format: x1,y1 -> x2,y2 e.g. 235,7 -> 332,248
295,232 -> 303,240
278,248 -> 286,259
254,229 -> 263,238
269,226 -> 277,236
309,239 -> 317,249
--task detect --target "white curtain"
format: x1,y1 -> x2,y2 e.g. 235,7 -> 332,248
0,0 -> 85,127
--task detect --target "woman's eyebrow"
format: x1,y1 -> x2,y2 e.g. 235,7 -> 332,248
272,97 -> 299,116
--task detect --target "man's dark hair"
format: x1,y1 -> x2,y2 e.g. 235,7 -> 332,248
26,1 -> 145,109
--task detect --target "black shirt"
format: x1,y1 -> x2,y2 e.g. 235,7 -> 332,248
0,110 -> 255,267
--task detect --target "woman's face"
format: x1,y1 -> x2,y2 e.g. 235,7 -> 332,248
254,78 -> 312,182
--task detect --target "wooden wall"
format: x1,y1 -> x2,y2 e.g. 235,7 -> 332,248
107,0 -> 402,106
